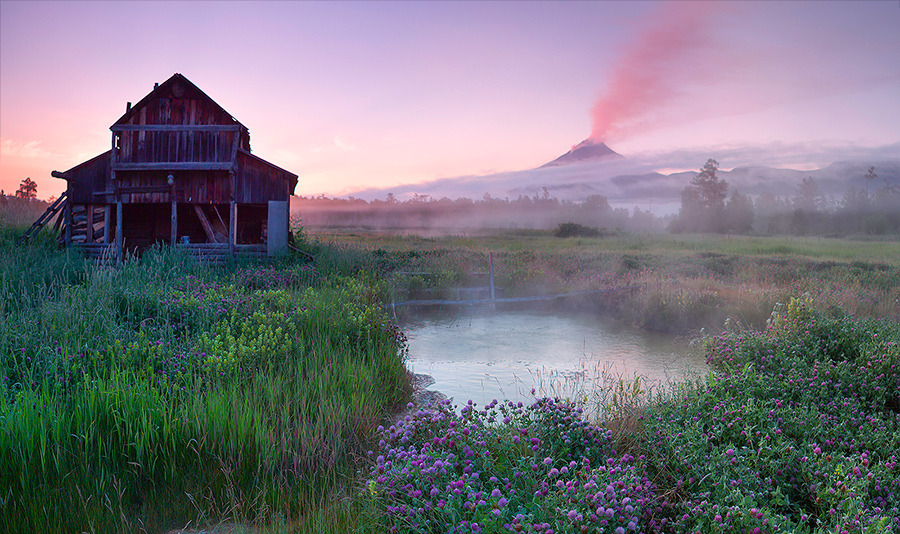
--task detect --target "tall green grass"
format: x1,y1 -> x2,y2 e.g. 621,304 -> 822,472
0,225 -> 408,533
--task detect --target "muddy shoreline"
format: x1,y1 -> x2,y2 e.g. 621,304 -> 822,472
393,372 -> 448,422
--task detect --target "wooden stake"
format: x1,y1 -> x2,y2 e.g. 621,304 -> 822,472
489,252 -> 496,302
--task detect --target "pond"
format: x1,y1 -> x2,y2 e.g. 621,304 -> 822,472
401,309 -> 709,410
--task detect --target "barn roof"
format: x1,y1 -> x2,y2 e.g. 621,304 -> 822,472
62,150 -> 111,175
112,73 -> 245,128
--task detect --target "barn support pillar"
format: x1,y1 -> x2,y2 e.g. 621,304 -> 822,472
229,201 -> 236,257
116,201 -> 123,263
229,170 -> 236,258
103,206 -> 111,243
169,175 -> 177,245
86,204 -> 94,243
170,200 -> 177,244
267,200 -> 288,256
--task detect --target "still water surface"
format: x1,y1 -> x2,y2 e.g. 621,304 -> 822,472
402,309 -> 709,408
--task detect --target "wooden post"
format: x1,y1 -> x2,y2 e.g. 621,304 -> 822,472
111,129 -> 118,258
489,252 -> 496,308
86,204 -> 94,243
116,201 -> 123,264
169,174 -> 177,244
229,201 -> 236,256
229,170 -> 236,258
64,200 -> 72,248
63,172 -> 72,248
170,201 -> 177,245
103,206 -> 111,243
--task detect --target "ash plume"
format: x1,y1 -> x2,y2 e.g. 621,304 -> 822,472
589,1 -> 719,143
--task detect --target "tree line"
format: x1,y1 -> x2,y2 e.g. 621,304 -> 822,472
294,159 -> 899,237
0,178 -> 49,227
670,159 -> 900,236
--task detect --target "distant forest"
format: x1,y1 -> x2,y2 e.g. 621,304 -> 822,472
294,161 -> 900,237
3,165 -> 898,238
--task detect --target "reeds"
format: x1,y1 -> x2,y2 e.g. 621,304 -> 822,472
0,226 -> 408,533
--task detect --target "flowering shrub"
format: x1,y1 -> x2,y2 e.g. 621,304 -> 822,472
646,303 -> 900,532
368,397 -> 657,533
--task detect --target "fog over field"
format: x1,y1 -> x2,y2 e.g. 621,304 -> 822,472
347,143 -> 900,215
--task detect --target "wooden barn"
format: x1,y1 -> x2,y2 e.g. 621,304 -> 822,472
37,73 -> 298,262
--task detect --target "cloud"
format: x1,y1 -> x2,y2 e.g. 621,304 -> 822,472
333,135 -> 356,151
0,138 -> 61,160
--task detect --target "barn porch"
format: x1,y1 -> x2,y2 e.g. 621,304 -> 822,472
62,198 -> 288,264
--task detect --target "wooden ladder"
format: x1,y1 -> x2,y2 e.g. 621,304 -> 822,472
18,192 -> 68,244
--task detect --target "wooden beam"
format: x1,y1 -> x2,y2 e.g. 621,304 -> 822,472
51,195 -> 67,234
111,124 -> 241,132
193,205 -> 218,243
112,162 -> 232,171
64,200 -> 72,248
116,185 -> 173,194
51,170 -> 71,180
230,127 -> 242,163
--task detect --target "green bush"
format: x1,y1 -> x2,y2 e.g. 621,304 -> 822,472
553,222 -> 605,238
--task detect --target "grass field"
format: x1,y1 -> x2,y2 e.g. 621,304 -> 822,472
1,223 -> 898,533
310,229 -> 900,333
0,226 -> 407,533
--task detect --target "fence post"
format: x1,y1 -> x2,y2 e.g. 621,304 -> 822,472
489,252 -> 496,307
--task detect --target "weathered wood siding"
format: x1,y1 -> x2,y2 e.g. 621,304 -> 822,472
116,126 -> 239,167
111,170 -> 233,204
175,171 -> 231,204
66,151 -> 112,204
113,76 -> 249,172
235,150 -> 296,203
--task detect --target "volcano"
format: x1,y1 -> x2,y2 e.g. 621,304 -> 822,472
540,139 -> 625,168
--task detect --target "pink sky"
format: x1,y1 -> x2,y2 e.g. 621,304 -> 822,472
1,0 -> 898,200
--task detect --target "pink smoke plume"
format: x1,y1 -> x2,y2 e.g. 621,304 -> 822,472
589,2 -> 720,143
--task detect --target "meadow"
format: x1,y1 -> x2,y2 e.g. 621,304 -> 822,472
0,226 -> 408,532
313,229 -> 900,334
321,230 -> 899,533
1,223 -> 898,533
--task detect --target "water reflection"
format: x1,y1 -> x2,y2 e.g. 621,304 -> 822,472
402,309 -> 708,409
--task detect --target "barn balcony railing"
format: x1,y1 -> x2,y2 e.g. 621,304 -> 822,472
111,124 -> 241,171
